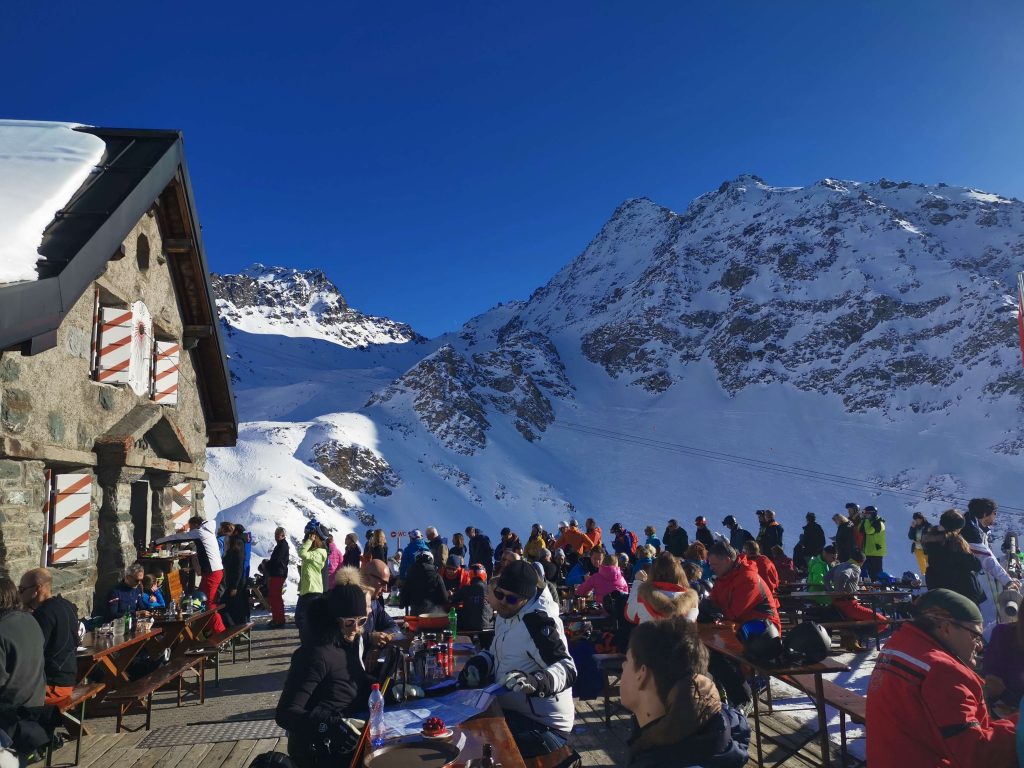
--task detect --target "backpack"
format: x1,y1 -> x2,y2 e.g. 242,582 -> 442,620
622,530 -> 638,556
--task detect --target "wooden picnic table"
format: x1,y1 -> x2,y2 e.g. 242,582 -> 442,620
781,588 -> 914,623
146,606 -> 221,658
698,622 -> 849,768
77,627 -> 163,694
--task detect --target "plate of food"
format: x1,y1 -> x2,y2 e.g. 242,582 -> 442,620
420,717 -> 453,739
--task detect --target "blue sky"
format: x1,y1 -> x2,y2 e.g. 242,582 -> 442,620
3,2 -> 1022,336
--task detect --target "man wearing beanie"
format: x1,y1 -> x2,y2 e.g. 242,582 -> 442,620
277,577 -> 373,767
458,560 -> 577,758
866,588 -> 1017,767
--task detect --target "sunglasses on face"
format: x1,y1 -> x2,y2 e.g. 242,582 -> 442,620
947,620 -> 985,645
493,588 -> 522,606
340,616 -> 368,630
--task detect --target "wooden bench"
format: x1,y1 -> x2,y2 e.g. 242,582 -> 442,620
780,674 -> 866,767
593,653 -> 626,726
183,621 -> 253,686
103,655 -> 206,733
45,682 -> 105,767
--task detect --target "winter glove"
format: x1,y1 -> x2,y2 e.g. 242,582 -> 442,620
503,670 -> 554,697
311,717 -> 362,756
458,655 -> 489,688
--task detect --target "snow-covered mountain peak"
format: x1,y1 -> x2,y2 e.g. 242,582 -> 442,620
212,265 -> 422,348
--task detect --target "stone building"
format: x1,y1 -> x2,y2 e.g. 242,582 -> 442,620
0,126 -> 237,615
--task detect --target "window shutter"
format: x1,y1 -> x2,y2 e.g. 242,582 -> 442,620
127,300 -> 153,396
95,307 -> 133,384
152,341 -> 181,405
170,482 -> 193,529
50,473 -> 92,564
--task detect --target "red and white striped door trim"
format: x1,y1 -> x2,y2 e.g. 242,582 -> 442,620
51,473 -> 92,564
96,307 -> 133,384
170,482 -> 192,528
153,341 -> 181,404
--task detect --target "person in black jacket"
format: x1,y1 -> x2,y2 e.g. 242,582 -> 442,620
467,527 -> 493,578
221,534 -> 249,627
276,584 -> 373,768
694,517 -> 716,550
264,527 -> 289,628
621,616 -> 749,768
831,514 -> 856,562
18,568 -> 77,705
662,519 -> 689,557
923,509 -> 986,603
452,564 -> 494,631
399,552 -> 448,615
802,513 -> 826,557
759,510 -> 784,553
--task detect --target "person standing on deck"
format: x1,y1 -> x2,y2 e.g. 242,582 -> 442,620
154,515 -> 226,633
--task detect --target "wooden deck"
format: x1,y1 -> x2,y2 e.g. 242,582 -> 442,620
46,617 -> 861,767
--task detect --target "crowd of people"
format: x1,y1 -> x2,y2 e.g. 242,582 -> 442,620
3,498 -> 1022,767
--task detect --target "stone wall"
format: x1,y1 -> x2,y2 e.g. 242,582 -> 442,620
0,209 -> 214,618
0,457 -> 99,614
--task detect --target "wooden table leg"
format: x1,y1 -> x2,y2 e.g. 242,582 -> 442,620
814,673 -> 830,768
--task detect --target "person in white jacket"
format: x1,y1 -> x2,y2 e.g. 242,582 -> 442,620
458,560 -> 576,757
154,516 -> 225,632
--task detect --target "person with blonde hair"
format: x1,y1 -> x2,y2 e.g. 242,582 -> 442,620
626,552 -> 699,624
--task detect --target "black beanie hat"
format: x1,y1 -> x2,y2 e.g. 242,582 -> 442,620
497,560 -> 540,599
328,584 -> 368,619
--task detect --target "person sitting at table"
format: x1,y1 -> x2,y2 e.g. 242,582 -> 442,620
359,560 -> 400,656
866,588 -> 1017,767
398,551 -> 448,615
826,550 -> 887,652
705,541 -> 781,711
104,563 -> 147,620
576,553 -> 628,603
452,564 -> 494,632
141,575 -> 166,610
458,560 -> 577,758
682,561 -> 712,601
683,542 -> 715,583
565,545 -> 602,588
550,548 -> 569,586
740,541 -> 779,594
769,545 -> 799,585
440,554 -> 471,595
0,578 -> 45,710
276,582 -> 373,768
626,552 -> 699,625
620,616 -> 750,768
630,545 -> 656,582
18,568 -> 77,706
983,612 -> 1024,711
154,515 -> 226,634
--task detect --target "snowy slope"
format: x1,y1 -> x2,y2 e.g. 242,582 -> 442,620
0,120 -> 106,283
206,176 -> 1024,595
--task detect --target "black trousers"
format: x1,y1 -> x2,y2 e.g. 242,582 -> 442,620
708,651 -> 751,707
864,556 -> 884,581
503,709 -> 569,759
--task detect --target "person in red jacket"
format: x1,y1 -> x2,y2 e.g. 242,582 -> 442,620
708,542 -> 781,631
866,588 -> 1018,768
740,541 -> 779,594
441,554 -> 472,594
706,541 -> 781,711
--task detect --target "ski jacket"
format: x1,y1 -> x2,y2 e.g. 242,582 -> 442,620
298,540 -> 328,596
466,589 -> 576,733
627,701 -> 750,768
645,534 -> 662,553
468,534 -> 493,572
802,521 -> 826,556
749,554 -> 779,593
524,535 -> 547,561
771,554 -> 799,585
806,555 -> 829,588
427,536 -> 449,567
834,522 -> 855,562
709,557 -> 781,631
553,527 -> 593,557
924,529 -> 985,603
399,562 -> 448,615
866,623 -> 1018,767
564,560 -> 593,587
962,515 -> 1013,589
267,539 -> 290,578
156,520 -> 223,574
860,518 -> 887,557
759,522 -> 784,553
399,538 -> 429,581
625,579 -> 698,624
613,530 -> 639,558
576,565 -> 628,602
728,526 -> 754,551
695,526 -> 716,550
908,523 -> 927,554
663,526 -> 689,557
586,526 -> 603,550
442,566 -> 472,593
826,561 -> 861,594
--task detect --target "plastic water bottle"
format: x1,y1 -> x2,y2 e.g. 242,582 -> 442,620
369,683 -> 385,748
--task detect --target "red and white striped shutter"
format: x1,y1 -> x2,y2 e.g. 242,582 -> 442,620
170,482 -> 193,529
152,341 -> 181,404
96,307 -> 132,384
50,473 -> 92,564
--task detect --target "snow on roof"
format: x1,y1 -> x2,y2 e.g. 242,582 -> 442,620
0,120 -> 107,284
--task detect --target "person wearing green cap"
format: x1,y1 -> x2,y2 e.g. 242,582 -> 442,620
866,588 -> 1017,767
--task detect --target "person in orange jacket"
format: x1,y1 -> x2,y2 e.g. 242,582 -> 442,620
866,589 -> 1018,767
585,518 -> 602,550
553,519 -> 595,562
740,540 -> 780,594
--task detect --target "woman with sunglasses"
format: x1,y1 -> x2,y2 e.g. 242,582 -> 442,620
866,588 -> 1016,767
276,570 -> 374,768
